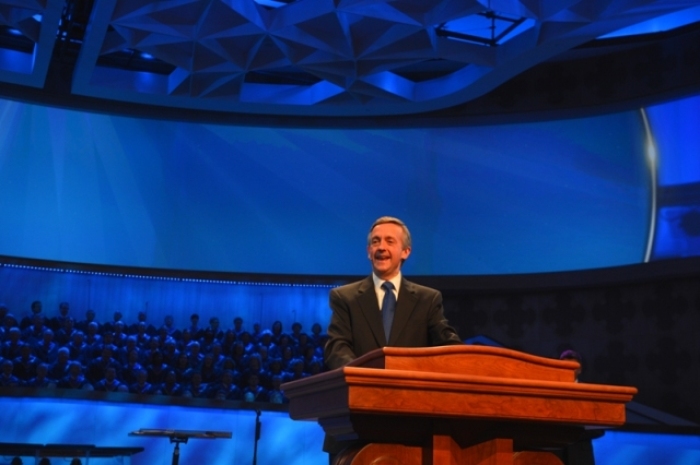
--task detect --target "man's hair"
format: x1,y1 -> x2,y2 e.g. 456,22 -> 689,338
367,216 -> 412,250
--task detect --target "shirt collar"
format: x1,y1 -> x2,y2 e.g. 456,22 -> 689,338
372,273 -> 402,293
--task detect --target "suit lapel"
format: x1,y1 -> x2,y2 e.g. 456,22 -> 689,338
356,276 -> 387,346
388,278 -> 419,345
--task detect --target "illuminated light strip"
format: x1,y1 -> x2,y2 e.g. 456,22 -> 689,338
640,107 -> 658,263
0,262 -> 335,288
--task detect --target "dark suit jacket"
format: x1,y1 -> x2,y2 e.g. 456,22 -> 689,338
324,276 -> 462,371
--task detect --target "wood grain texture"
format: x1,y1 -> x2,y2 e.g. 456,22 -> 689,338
348,346 -> 579,382
283,346 -> 636,465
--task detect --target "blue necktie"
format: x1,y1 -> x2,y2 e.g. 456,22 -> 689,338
381,281 -> 396,342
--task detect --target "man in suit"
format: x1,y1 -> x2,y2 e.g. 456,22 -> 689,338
324,215 -> 462,369
323,217 -> 462,461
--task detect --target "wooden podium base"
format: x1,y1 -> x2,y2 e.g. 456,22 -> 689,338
284,347 -> 634,465
335,437 -> 564,465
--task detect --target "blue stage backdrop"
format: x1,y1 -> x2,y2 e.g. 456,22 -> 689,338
0,97 -> 652,275
647,94 -> 700,260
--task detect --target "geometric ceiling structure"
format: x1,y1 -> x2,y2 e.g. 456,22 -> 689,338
1,0 -> 700,117
0,0 -> 64,87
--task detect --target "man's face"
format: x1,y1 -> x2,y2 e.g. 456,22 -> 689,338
367,222 -> 410,280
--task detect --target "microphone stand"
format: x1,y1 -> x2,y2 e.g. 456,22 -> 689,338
252,410 -> 261,465
169,436 -> 188,465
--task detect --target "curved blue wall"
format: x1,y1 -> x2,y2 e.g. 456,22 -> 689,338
0,98 -> 651,275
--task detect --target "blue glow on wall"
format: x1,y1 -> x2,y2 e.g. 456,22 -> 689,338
600,5 -> 700,39
0,264 -> 334,335
647,94 -> 700,187
646,94 -> 700,259
0,98 -> 650,275
0,396 -> 326,465
594,431 -> 700,465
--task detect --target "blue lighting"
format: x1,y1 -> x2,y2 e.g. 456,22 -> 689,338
646,94 -> 700,260
440,12 -> 535,46
600,6 -> 700,39
594,431 -> 700,465
0,97 -> 650,275
253,0 -> 289,9
0,396 -> 327,465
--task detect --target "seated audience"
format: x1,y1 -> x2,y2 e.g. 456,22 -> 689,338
57,361 -> 93,390
19,300 -> 43,331
102,311 -> 123,334
186,341 -> 204,370
199,327 -> 217,353
121,349 -> 144,386
132,322 -> 151,349
94,366 -> 128,392
83,322 -> 102,349
50,302 -> 71,333
2,313 -> 19,339
65,331 -> 90,365
220,330 -> 236,357
7,303 -> 330,406
242,373 -> 268,403
283,358 -> 307,383
0,304 -> 9,341
129,369 -> 155,394
162,315 -> 181,340
268,375 -> 287,404
232,317 -> 244,337
161,337 -> 179,366
48,347 -> 71,381
86,346 -> 121,385
112,321 -> 128,348
26,363 -> 55,388
117,336 -> 138,366
157,370 -> 182,396
199,353 -> 219,385
13,344 -> 39,382
146,350 -> 170,385
75,309 -> 100,334
0,359 -> 21,387
34,329 -> 58,364
187,313 -> 202,340
207,317 -> 224,341
182,371 -> 208,398
2,327 -> 25,361
211,369 -> 240,400
172,352 -> 193,384
22,314 -> 47,346
54,317 -> 77,346
270,321 -> 283,344
128,311 -> 157,336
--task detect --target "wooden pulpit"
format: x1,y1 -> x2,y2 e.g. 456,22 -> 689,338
282,346 -> 637,465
